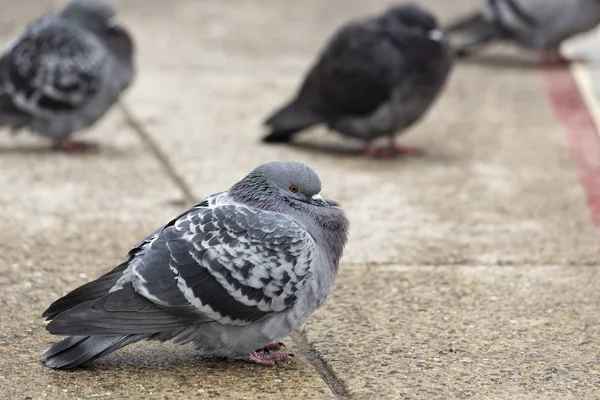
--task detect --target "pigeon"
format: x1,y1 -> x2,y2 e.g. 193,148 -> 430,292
0,0 -> 135,152
263,4 -> 453,158
446,0 -> 600,61
42,161 -> 349,368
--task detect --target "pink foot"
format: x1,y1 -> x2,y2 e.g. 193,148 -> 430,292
233,350 -> 294,367
540,51 -> 568,66
364,143 -> 396,158
53,140 -> 99,154
263,341 -> 285,351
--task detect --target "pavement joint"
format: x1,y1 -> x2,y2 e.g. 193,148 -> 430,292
290,331 -> 351,400
119,102 -> 197,205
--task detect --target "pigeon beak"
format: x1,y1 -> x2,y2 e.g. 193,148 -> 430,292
428,29 -> 445,42
311,194 -> 340,207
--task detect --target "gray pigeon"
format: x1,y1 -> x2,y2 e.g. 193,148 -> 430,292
0,0 -> 134,152
263,4 -> 453,158
446,0 -> 600,61
42,161 -> 348,368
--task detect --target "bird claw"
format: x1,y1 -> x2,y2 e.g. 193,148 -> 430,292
232,350 -> 294,367
540,51 -> 568,66
263,341 -> 285,351
52,140 -> 99,154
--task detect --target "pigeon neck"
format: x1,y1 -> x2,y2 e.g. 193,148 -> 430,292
311,208 -> 349,273
230,176 -> 348,272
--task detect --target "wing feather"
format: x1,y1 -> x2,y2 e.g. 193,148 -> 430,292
133,204 -> 316,326
2,16 -> 106,116
44,194 -> 317,335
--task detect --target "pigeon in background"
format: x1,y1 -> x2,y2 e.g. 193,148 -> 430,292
446,0 -> 600,62
263,4 -> 453,158
0,0 -> 134,152
42,161 -> 349,368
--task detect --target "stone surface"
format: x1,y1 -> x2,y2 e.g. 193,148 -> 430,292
0,0 -> 599,399
303,264 -> 600,399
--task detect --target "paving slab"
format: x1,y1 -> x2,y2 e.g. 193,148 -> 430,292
303,264 -> 600,399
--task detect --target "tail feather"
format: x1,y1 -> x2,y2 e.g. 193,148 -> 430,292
445,12 -> 500,58
263,99 -> 323,143
42,262 -> 129,320
445,12 -> 488,33
444,12 -> 485,33
43,334 -> 146,369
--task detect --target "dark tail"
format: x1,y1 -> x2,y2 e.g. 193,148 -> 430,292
444,13 -> 499,58
42,334 -> 147,369
263,99 -> 323,143
445,12 -> 488,34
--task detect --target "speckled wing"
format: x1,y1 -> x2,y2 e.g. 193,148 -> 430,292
42,195 -> 222,322
131,203 -> 317,327
1,16 -> 106,117
44,198 -> 317,335
482,0 -> 538,33
482,0 -> 598,43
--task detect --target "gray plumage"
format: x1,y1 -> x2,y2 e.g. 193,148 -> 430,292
447,0 -> 600,57
42,162 -> 349,369
263,4 -> 453,156
0,0 -> 134,141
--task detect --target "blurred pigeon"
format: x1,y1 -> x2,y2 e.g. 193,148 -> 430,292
42,161 -> 348,368
446,0 -> 600,61
0,0 -> 134,152
263,4 -> 453,158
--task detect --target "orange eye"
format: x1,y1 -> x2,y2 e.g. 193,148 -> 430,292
289,185 -> 299,193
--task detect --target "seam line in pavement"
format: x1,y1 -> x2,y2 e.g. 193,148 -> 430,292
290,331 -> 351,399
119,103 -> 196,204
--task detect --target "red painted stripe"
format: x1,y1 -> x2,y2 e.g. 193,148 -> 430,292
543,66 -> 600,239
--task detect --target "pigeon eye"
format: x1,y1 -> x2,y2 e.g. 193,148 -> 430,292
289,185 -> 299,193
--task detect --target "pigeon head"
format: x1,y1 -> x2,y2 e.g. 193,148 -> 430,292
62,0 -> 116,27
382,4 -> 444,41
61,0 -> 134,58
230,162 -> 340,210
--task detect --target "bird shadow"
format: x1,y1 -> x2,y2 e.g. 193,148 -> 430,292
0,143 -> 135,158
0,145 -> 57,155
283,140 -> 364,158
278,140 -> 456,166
455,54 -> 567,70
45,353 -> 298,377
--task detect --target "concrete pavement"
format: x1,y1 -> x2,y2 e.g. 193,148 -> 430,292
0,0 -> 599,398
